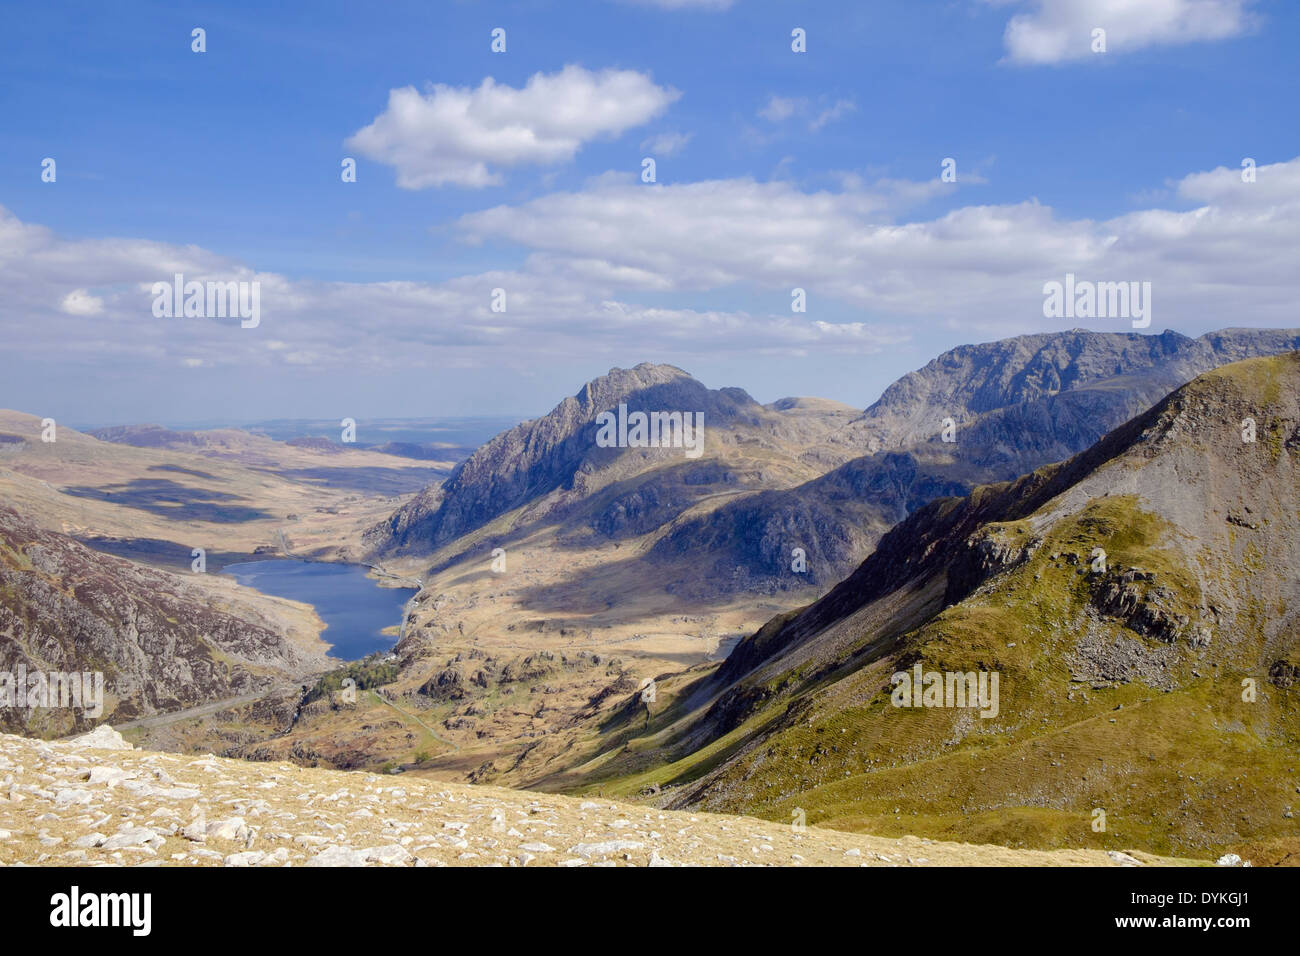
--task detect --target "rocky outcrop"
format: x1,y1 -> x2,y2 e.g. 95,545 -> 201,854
367,363 -> 766,555
647,329 -> 1300,596
0,506 -> 326,735
1089,569 -> 1194,644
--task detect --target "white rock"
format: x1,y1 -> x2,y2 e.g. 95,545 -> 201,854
180,822 -> 207,843
67,726 -> 133,751
86,766 -> 132,786
306,845 -> 369,867
568,840 -> 643,859
363,845 -> 412,866
153,787 -> 201,800
205,817 -> 247,841
101,827 -> 163,850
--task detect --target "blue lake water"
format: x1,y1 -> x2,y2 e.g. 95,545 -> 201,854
221,559 -> 414,661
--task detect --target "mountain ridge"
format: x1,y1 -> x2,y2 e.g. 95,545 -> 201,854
532,351 -> 1300,860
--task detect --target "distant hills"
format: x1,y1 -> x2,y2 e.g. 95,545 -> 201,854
371,328 -> 1300,601
365,361 -> 861,561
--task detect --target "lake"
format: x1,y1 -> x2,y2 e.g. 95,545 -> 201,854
221,559 -> 414,661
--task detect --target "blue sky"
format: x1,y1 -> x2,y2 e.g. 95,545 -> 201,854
1,0 -> 1297,425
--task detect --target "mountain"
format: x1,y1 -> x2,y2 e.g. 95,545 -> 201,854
0,505 -> 330,736
540,352 -> 1300,860
371,333 -> 1300,591
218,365 -> 864,778
650,328 -> 1300,595
245,333 -> 1300,786
366,362 -> 857,559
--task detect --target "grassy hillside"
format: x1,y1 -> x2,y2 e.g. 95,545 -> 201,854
534,352 -> 1300,861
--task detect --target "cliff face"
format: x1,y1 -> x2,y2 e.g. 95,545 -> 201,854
367,363 -> 778,556
648,328 -> 1300,595
853,328 -> 1300,446
0,506 -> 329,736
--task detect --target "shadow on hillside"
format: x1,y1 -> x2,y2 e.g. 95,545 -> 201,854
61,478 -> 271,522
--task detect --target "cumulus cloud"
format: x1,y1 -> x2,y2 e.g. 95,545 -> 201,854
3,156 -> 1297,380
0,203 -> 903,377
59,289 -> 103,316
346,65 -> 680,188
994,0 -> 1257,64
458,157 -> 1300,332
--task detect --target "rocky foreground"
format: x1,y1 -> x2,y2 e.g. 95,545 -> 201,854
0,728 -> 1196,867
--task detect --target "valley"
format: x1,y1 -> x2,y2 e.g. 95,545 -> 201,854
4,330 -> 1299,865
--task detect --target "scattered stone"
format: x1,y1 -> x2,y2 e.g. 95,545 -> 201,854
68,727 -> 133,751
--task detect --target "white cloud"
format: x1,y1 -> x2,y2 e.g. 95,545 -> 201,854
995,0 -> 1257,64
640,130 -> 693,156
759,95 -> 802,122
3,156 -> 1297,380
759,95 -> 856,131
346,65 -> 680,188
0,203 -> 904,375
59,289 -> 103,316
458,157 -> 1300,332
810,98 -> 856,131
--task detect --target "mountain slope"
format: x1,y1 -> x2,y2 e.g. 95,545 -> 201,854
367,363 -> 854,557
652,328 -> 1300,594
542,352 -> 1300,859
0,505 -> 330,736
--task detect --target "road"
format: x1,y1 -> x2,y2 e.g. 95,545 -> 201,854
111,691 -> 269,731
